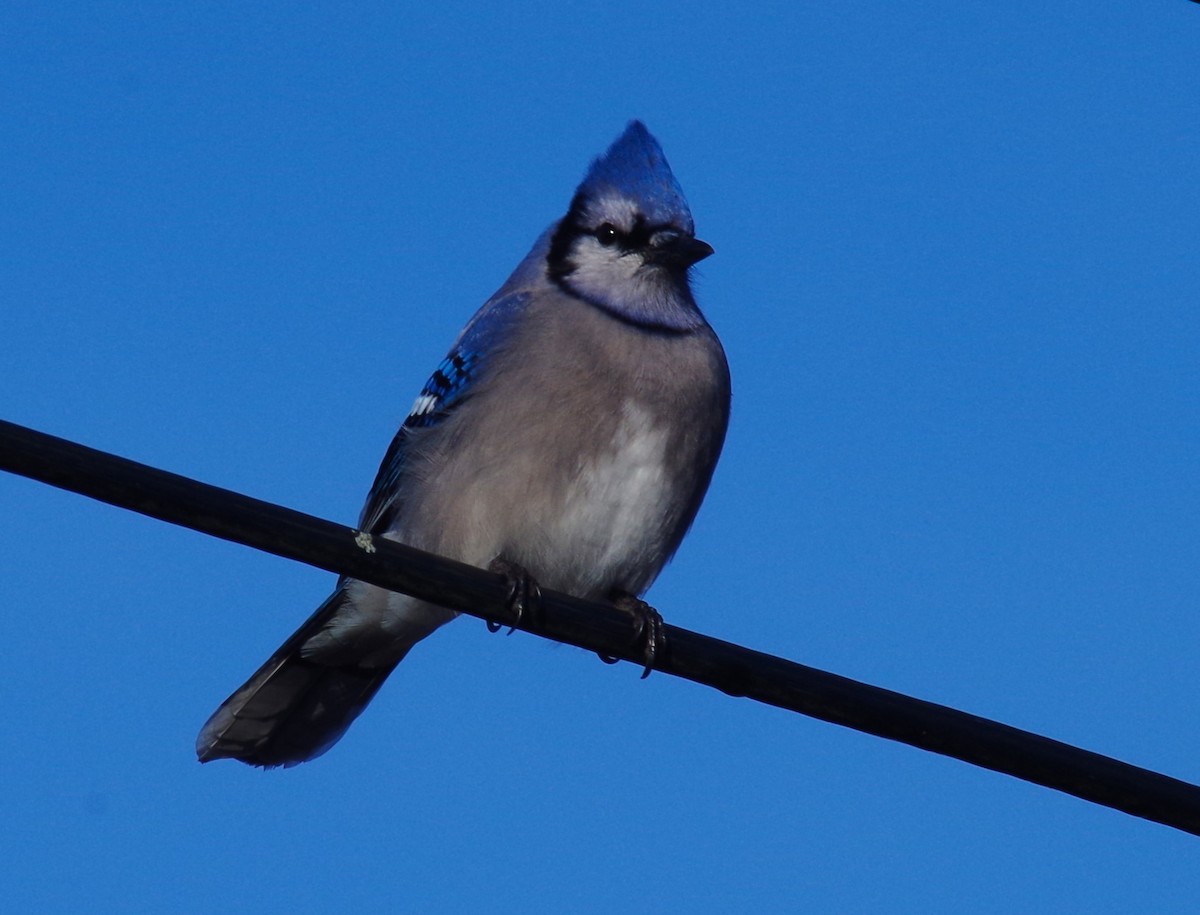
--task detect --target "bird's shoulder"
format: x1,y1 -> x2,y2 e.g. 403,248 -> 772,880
357,289 -> 533,533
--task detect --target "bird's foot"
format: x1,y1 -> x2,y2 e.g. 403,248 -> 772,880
598,592 -> 665,679
486,557 -> 542,634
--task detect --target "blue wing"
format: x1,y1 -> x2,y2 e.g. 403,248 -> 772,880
357,292 -> 529,535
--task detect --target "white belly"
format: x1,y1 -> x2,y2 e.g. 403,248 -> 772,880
311,402 -> 684,659
534,400 -> 674,597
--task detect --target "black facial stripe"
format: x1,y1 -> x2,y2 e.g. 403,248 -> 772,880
547,193 -> 680,286
624,215 -> 653,250
547,191 -> 589,280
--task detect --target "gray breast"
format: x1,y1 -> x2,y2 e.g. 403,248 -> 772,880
398,289 -> 730,602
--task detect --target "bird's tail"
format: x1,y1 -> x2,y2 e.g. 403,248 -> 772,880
196,589 -> 408,768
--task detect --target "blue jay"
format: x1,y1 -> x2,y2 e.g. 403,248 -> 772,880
197,121 -> 730,767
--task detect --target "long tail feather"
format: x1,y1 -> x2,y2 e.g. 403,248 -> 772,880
196,591 -> 405,768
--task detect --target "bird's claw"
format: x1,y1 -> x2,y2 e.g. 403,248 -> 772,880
486,557 -> 542,634
599,592 -> 665,679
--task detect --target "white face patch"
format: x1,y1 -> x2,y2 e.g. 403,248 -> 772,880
564,193 -> 650,305
568,236 -> 644,290
559,197 -> 696,329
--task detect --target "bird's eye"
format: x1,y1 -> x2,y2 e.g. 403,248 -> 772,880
594,223 -> 620,247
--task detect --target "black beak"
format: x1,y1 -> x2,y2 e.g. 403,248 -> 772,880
649,235 -> 715,269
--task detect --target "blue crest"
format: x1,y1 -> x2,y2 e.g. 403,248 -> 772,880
577,121 -> 694,233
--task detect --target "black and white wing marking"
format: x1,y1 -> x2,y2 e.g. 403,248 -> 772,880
357,292 -> 529,535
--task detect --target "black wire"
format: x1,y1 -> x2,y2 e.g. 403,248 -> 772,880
2,417 -> 1198,837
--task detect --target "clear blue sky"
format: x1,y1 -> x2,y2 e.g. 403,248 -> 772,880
3,2 -> 1199,912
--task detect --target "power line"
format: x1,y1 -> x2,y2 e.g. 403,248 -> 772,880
2,417 -> 1198,836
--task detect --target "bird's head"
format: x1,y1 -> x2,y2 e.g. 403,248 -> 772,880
548,121 -> 712,331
